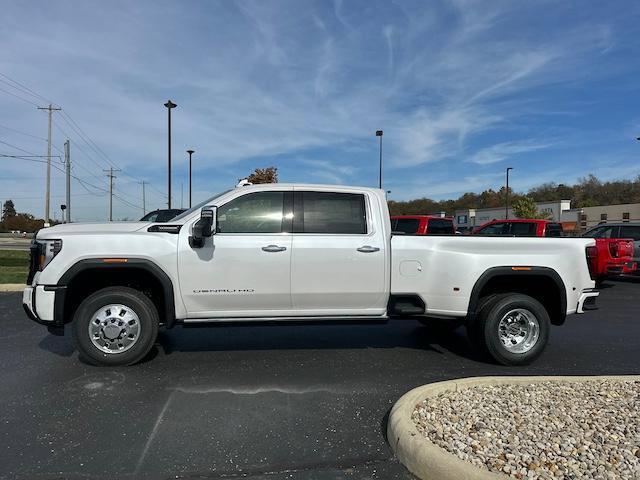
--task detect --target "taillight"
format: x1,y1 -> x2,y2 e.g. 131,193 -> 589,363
608,241 -> 619,258
586,246 -> 598,281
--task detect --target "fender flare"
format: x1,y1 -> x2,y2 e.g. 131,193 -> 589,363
467,266 -> 567,325
57,258 -> 176,328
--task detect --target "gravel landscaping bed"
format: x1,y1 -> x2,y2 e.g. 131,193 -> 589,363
412,380 -> 640,479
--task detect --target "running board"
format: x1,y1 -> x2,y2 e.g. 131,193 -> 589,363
180,315 -> 390,327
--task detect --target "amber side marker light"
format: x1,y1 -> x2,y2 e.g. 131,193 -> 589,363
511,266 -> 532,271
102,258 -> 128,264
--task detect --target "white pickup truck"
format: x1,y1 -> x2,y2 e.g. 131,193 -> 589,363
23,183 -> 599,366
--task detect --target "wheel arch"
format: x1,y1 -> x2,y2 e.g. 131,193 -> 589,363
57,258 -> 176,328
467,266 -> 567,326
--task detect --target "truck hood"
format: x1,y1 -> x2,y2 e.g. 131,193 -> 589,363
37,222 -> 151,239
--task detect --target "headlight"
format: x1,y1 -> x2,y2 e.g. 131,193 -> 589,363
37,239 -> 63,271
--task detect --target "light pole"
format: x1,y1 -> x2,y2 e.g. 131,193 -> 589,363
187,149 -> 194,208
376,130 -> 383,189
505,167 -> 513,220
164,100 -> 177,209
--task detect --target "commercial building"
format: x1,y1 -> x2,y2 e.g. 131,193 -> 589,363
579,202 -> 640,229
455,200 -> 576,231
455,200 -> 640,233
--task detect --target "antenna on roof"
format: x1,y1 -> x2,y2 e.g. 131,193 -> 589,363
236,178 -> 253,188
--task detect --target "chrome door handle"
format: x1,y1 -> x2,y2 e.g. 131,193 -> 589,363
262,245 -> 287,252
357,245 -> 380,253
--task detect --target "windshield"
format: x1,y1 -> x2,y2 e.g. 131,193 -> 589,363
170,190 -> 232,221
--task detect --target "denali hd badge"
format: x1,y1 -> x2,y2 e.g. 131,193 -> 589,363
193,289 -> 255,294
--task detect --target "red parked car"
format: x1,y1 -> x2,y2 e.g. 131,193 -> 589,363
471,219 -> 563,237
391,215 -> 455,235
472,219 -> 636,281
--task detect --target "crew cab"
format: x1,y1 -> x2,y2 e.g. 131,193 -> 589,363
391,215 -> 455,235
23,183 -> 599,367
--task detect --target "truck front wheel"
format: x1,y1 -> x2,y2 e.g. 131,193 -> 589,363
72,287 -> 159,366
468,293 -> 550,366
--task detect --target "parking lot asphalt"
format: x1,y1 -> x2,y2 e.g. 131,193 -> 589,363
1,277 -> 639,480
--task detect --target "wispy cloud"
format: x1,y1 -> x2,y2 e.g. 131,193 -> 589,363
469,140 -> 555,165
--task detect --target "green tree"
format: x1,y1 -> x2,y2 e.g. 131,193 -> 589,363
512,196 -> 549,219
247,167 -> 278,184
2,200 -> 16,221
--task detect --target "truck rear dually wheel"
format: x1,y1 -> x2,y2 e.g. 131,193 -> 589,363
72,287 -> 159,366
468,293 -> 550,366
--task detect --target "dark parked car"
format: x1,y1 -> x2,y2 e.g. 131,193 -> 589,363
140,209 -> 186,223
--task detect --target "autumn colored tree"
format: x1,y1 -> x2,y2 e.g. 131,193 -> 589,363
247,167 -> 278,184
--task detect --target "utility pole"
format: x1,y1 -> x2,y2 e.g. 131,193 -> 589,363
187,149 -> 194,208
104,167 -> 121,221
181,182 -> 184,209
139,181 -> 147,215
375,130 -> 383,189
505,167 -> 513,220
64,140 -> 71,223
164,100 -> 177,209
37,104 -> 61,225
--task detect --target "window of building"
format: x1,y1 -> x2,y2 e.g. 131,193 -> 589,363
457,215 -> 468,224
600,213 -> 607,221
623,212 -> 630,221
580,214 -> 587,221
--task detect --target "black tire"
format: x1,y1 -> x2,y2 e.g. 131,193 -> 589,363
467,293 -> 550,366
72,287 -> 159,366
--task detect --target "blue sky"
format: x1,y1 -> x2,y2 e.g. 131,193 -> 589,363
1,0 -> 639,221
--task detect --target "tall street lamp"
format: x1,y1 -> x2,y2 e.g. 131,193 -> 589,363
505,167 -> 513,220
164,100 -> 177,208
187,149 -> 195,208
376,130 -> 383,189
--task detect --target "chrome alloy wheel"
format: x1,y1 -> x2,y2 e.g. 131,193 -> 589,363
88,304 -> 141,354
498,308 -> 540,354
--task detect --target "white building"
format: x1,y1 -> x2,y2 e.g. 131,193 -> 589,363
579,202 -> 640,229
455,200 -> 576,231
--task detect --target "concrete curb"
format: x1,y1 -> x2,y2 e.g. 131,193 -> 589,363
387,375 -> 640,480
0,284 -> 25,292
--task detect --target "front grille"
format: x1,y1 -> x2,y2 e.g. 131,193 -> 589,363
26,241 -> 41,285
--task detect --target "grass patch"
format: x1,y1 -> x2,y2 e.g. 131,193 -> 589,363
0,250 -> 29,283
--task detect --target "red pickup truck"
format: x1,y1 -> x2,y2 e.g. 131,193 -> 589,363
391,215 -> 455,235
472,219 -> 636,281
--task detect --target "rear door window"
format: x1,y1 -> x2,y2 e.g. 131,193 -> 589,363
392,218 -> 420,234
585,225 -> 618,238
620,226 -> 640,241
296,191 -> 367,234
545,223 -> 563,237
509,222 -> 538,236
426,218 -> 454,235
476,223 -> 508,235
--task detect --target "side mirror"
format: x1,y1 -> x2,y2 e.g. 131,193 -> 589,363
189,207 -> 216,248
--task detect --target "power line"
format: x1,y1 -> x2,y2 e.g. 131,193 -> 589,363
0,86 -> 40,107
0,71 -> 167,207
0,73 -> 54,105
